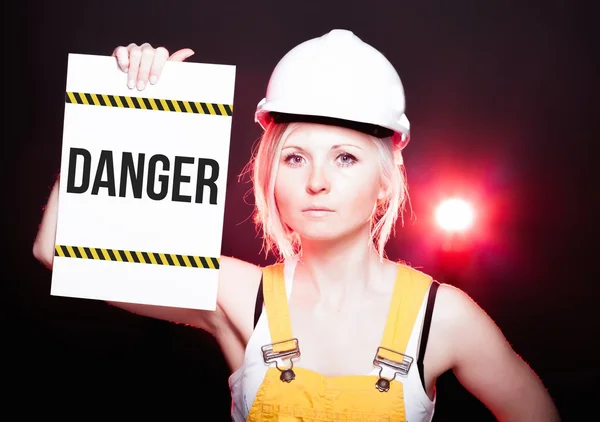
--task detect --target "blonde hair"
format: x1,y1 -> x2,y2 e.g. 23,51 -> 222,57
241,121 -> 411,261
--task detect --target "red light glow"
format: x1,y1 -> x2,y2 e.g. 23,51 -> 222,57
435,198 -> 475,233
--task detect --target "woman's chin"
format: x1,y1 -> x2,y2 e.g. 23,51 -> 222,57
293,223 -> 368,245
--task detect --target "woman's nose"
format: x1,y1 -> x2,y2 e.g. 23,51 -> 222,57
306,164 -> 330,194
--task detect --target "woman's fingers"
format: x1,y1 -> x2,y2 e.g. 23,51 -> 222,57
168,48 -> 195,62
135,43 -> 158,90
112,45 -> 130,73
148,46 -> 170,85
125,43 -> 143,89
112,44 -> 195,90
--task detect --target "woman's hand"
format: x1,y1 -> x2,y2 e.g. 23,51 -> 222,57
112,42 -> 194,91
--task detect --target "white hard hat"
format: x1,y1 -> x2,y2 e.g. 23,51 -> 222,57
255,29 -> 411,149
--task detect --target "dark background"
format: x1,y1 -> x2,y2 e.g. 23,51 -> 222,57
8,0 -> 596,419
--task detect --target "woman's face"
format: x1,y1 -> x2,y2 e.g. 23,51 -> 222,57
274,123 -> 385,243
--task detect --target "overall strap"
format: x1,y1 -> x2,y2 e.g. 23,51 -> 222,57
378,265 -> 432,367
261,263 -> 296,353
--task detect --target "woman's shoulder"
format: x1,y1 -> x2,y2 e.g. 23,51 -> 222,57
218,255 -> 264,296
390,259 -> 435,285
215,255 -> 268,330
389,259 -> 481,321
221,254 -> 264,273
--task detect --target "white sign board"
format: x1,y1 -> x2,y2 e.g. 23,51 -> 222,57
50,53 -> 236,310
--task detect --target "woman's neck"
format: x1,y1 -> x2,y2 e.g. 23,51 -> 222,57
295,228 -> 391,310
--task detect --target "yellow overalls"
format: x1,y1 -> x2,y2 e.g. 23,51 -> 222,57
247,263 -> 432,421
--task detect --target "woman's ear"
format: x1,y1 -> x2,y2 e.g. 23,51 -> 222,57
378,185 -> 387,200
393,149 -> 404,166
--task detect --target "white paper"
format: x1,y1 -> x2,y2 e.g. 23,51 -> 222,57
51,53 -> 236,310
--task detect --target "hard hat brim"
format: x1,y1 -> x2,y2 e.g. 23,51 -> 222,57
255,99 -> 411,150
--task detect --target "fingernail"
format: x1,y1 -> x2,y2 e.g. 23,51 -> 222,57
137,80 -> 145,90
150,75 -> 157,85
127,79 -> 135,89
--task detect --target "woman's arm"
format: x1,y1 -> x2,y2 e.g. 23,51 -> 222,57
33,174 -> 225,333
32,43 -> 263,339
435,284 -> 561,421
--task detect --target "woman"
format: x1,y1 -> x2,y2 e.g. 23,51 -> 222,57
33,29 -> 560,421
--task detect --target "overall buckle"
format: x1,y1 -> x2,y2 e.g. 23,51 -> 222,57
261,338 -> 301,383
373,346 -> 414,392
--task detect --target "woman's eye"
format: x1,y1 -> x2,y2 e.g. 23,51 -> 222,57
337,153 -> 357,166
284,153 -> 304,166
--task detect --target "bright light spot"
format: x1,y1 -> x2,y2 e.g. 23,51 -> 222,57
435,198 -> 475,232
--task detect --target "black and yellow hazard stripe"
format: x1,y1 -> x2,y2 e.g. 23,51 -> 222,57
55,244 -> 220,269
65,91 -> 233,116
